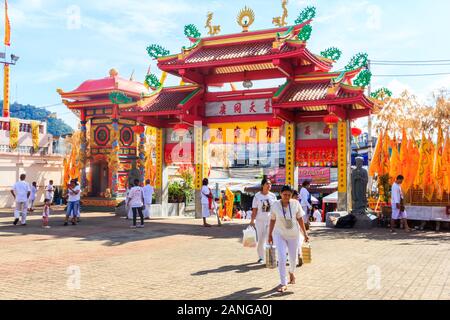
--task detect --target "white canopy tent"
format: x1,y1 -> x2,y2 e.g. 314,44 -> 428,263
323,191 -> 338,204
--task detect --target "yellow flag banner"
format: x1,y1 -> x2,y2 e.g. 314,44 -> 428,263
389,138 -> 400,184
403,139 -> 417,194
443,134 -> 450,194
381,132 -> 390,176
434,127 -> 444,200
63,158 -> 71,188
4,0 -> 11,46
414,134 -> 427,188
225,187 -> 234,220
31,121 -> 40,152
369,131 -> 382,177
9,118 -> 19,150
423,137 -> 435,201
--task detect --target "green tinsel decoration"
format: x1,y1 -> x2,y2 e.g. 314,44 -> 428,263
345,52 -> 369,71
145,74 -> 161,89
353,69 -> 372,87
294,6 -> 316,24
109,92 -> 132,105
371,87 -> 393,99
320,47 -> 342,61
184,24 -> 201,39
146,44 -> 170,59
297,25 -> 312,41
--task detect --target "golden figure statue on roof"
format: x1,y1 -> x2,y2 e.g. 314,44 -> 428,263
273,0 -> 289,27
237,6 -> 255,32
205,12 -> 221,36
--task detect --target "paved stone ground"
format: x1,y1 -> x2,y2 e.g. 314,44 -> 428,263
1,207 -> 450,300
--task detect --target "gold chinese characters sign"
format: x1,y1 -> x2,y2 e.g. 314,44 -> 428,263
154,128 -> 163,189
285,123 -> 295,187
337,121 -> 347,193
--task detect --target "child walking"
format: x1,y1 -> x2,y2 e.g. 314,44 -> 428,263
42,199 -> 51,229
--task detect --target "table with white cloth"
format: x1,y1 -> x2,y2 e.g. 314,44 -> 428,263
404,206 -> 450,222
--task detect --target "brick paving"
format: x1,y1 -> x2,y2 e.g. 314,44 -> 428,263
1,207 -> 450,300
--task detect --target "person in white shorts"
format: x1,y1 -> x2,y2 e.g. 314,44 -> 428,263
45,180 -> 55,204
29,181 -> 37,212
391,175 -> 411,233
11,174 -> 31,226
250,178 -> 277,264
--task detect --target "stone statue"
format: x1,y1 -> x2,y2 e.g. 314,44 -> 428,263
127,159 -> 141,185
351,157 -> 368,214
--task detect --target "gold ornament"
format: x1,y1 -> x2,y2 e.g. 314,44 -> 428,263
237,6 -> 255,32
273,0 -> 289,27
205,12 -> 221,36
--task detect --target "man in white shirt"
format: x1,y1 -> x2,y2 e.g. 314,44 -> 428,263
300,181 -> 312,225
64,179 -> 81,226
45,180 -> 55,204
142,179 -> 154,220
391,175 -> 411,233
11,174 -> 31,226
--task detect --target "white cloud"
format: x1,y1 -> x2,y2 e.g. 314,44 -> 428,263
366,4 -> 382,30
36,58 -> 102,83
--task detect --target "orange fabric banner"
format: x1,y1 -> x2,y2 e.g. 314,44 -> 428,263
434,127 -> 445,200
4,0 -> 10,46
389,137 -> 400,184
369,131 -> 382,177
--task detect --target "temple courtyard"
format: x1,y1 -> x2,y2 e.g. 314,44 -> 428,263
1,208 -> 450,300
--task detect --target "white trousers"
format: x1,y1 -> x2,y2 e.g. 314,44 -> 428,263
15,201 -> 28,224
302,206 -> 309,223
273,232 -> 299,286
144,204 -> 151,218
255,219 -> 269,260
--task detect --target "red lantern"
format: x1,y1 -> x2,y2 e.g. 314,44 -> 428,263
351,127 -> 362,137
323,113 -> 340,140
132,125 -> 145,135
267,118 -> 283,128
173,123 -> 190,136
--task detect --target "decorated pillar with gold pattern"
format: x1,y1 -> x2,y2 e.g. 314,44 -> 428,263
79,110 -> 88,191
337,120 -> 349,211
285,123 -> 298,189
194,122 -> 204,219
138,131 -> 146,183
109,107 -> 120,197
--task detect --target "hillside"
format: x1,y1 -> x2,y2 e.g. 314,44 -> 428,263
1,101 -> 74,136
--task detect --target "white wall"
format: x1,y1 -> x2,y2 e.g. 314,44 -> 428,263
0,153 -> 64,208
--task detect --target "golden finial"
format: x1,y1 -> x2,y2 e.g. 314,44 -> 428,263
205,12 -> 221,36
237,6 -> 255,32
273,0 -> 289,27
109,68 -> 118,77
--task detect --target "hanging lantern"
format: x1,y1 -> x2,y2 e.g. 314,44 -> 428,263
132,125 -> 145,135
173,123 -> 190,136
267,118 -> 283,128
323,113 -> 340,140
351,127 -> 362,137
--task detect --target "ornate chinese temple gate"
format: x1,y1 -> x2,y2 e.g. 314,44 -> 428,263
58,5 -> 375,215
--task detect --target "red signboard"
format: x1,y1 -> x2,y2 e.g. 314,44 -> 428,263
266,167 -> 331,185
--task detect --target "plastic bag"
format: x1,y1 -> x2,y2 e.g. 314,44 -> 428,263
242,226 -> 257,248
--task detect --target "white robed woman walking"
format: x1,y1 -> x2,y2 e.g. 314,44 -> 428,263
268,185 -> 309,293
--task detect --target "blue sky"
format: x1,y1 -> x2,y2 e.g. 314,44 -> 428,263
2,0 -> 450,129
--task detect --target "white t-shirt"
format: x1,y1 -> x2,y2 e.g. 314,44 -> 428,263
12,181 -> 31,202
391,182 -> 403,206
142,185 -> 154,205
252,192 -> 277,222
313,209 -> 322,222
45,184 -> 55,200
300,187 -> 312,209
30,186 -> 37,200
128,186 -> 144,208
270,199 -> 305,239
68,185 -> 81,202
201,186 -> 211,205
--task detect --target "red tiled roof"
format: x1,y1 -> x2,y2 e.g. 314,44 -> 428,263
62,75 -> 148,97
278,82 -> 360,103
130,87 -> 198,113
159,40 -> 299,66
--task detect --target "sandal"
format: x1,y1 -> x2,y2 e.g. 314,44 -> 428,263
277,285 -> 288,293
